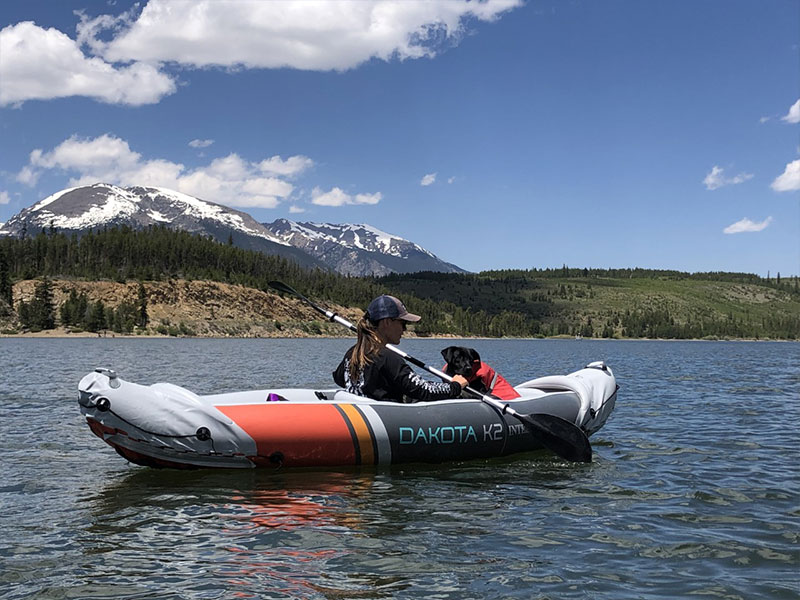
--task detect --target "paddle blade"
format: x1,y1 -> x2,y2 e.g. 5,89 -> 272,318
269,281 -> 298,296
521,413 -> 593,463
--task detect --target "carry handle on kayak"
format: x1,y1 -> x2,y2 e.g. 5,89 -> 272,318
269,281 -> 592,463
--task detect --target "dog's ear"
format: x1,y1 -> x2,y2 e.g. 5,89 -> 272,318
441,346 -> 457,375
441,346 -> 460,364
466,347 -> 481,362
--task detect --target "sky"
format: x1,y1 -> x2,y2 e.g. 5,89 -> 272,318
0,0 -> 798,276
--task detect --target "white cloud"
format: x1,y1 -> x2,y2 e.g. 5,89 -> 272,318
311,186 -> 381,207
420,172 -> 437,186
27,134 -> 142,173
447,176 -> 456,184
87,0 -> 522,71
189,139 -> 214,149
15,134 -> 320,209
703,165 -> 754,190
289,205 -> 306,214
75,6 -> 140,56
2,1 -> 521,107
781,99 -> 800,124
354,192 -> 382,205
771,159 -> 800,192
16,166 -> 38,186
0,21 -> 175,107
259,155 -> 314,177
723,216 -> 773,234
0,191 -> 10,205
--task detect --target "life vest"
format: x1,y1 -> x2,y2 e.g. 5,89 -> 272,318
442,359 -> 521,400
470,361 -> 520,400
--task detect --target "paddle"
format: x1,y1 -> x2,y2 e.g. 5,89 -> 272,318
269,280 -> 592,463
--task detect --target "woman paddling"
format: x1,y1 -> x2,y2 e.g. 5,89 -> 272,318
333,295 -> 469,402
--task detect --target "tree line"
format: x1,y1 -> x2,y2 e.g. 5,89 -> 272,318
385,265 -> 800,292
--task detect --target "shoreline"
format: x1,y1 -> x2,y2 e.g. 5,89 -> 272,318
1,328 -> 793,342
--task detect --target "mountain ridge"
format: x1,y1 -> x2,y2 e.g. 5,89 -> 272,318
263,218 -> 467,276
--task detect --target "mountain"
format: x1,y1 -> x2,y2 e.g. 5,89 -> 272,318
0,184 -> 468,276
263,219 -> 468,276
0,184 -> 326,269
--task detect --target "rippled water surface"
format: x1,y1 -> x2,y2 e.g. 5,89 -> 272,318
1,338 -> 798,599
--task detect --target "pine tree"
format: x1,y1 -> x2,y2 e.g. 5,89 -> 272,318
60,289 -> 80,326
15,277 -> 55,330
18,300 -> 31,328
77,293 -> 89,327
137,281 -> 149,328
86,301 -> 107,332
29,277 -> 56,330
0,247 -> 12,311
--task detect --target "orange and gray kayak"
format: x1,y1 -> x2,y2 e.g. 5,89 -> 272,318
78,363 -> 617,469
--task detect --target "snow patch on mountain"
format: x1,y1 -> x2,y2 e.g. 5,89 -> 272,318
141,186 -> 286,243
278,220 -> 434,258
36,186 -> 139,230
147,210 -> 170,222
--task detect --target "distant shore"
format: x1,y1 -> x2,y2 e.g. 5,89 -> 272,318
1,327 -> 791,342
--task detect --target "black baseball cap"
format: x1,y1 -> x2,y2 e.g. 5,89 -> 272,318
366,295 -> 421,322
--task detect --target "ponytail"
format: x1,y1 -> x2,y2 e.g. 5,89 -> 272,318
349,313 -> 384,383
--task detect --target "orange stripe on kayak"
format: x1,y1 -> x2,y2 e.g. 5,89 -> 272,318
216,404 -> 356,467
338,404 -> 375,465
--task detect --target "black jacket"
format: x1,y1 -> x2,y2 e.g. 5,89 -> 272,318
333,346 -> 462,403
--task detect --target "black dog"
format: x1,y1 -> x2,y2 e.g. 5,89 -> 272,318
441,346 -> 490,395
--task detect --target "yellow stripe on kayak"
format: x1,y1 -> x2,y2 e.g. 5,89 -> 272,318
338,404 -> 375,465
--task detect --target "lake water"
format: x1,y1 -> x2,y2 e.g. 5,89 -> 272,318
0,338 -> 798,599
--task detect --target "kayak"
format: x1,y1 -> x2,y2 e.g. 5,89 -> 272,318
77,362 -> 617,469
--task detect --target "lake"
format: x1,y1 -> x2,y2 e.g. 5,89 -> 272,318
1,338 -> 798,599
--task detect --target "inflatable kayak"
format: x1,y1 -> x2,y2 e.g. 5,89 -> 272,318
78,362 -> 617,469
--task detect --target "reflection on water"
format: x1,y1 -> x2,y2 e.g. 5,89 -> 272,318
86,468 -> 413,599
221,473 -> 369,599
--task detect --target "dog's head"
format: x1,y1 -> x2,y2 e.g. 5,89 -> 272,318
441,346 -> 481,378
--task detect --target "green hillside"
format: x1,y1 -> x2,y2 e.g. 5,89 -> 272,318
380,270 -> 800,339
1,228 -> 797,339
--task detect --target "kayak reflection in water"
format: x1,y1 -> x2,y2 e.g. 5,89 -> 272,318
333,294 -> 469,403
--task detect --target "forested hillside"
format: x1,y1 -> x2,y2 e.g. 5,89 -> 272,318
1,227 -> 798,339
379,270 -> 800,339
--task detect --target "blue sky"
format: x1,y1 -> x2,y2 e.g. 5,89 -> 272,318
1,0 -> 798,276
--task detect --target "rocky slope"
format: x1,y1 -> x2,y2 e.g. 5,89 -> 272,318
5,279 -> 363,338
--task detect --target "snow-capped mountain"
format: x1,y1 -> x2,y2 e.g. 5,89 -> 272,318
0,184 -> 325,269
0,184 -> 467,276
263,219 -> 467,276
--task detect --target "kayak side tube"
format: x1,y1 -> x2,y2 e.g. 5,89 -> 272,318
516,361 -> 618,435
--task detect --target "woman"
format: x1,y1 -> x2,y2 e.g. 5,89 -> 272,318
333,295 -> 469,402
